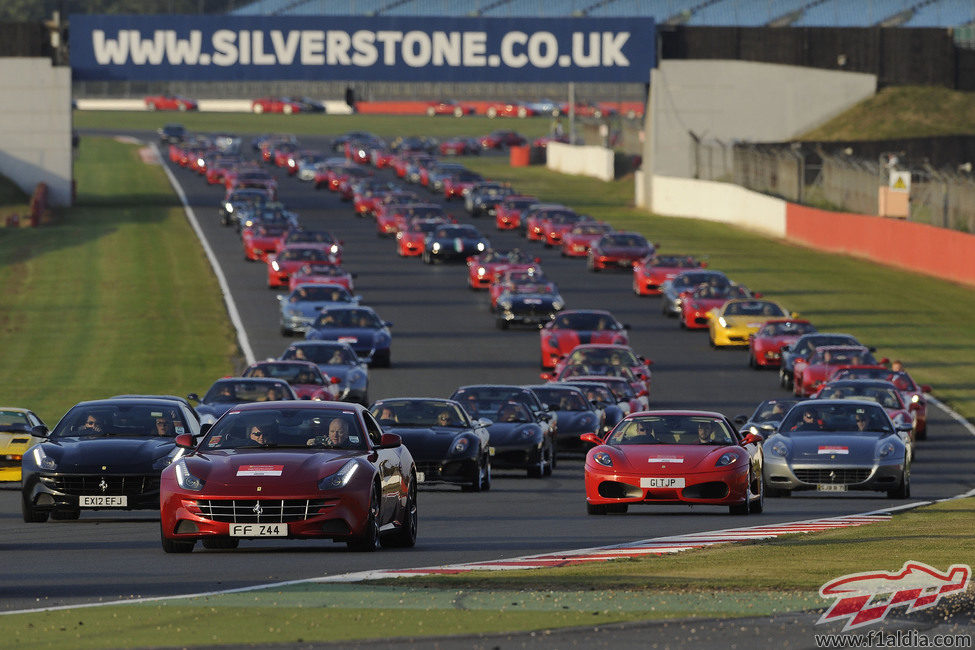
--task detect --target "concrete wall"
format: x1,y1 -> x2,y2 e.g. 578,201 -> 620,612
0,58 -> 72,206
651,175 -> 787,238
546,142 -> 615,182
642,60 -> 876,208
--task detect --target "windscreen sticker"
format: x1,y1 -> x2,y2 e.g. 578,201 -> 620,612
237,465 -> 284,476
349,436 -> 360,443
207,436 -> 222,447
174,425 -> 186,434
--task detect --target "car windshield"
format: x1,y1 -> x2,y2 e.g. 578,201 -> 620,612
672,272 -> 726,290
565,348 -> 639,368
313,309 -> 381,329
811,347 -> 876,366
759,321 -> 816,337
452,388 -> 535,419
531,389 -> 588,411
287,231 -> 335,244
750,399 -> 799,423
0,410 -> 31,431
780,402 -> 892,434
603,234 -> 647,247
551,312 -> 617,330
723,301 -> 785,317
652,256 -> 700,268
405,206 -> 444,219
53,403 -> 190,439
818,384 -> 903,409
288,286 -> 352,302
278,248 -> 333,262
607,416 -> 734,446
245,363 -> 323,385
282,344 -> 356,365
371,399 -> 468,427
571,224 -> 609,235
503,198 -> 536,209
203,380 -> 293,404
298,264 -> 344,277
201,408 -> 367,450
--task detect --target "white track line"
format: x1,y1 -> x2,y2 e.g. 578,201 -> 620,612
154,144 -> 255,365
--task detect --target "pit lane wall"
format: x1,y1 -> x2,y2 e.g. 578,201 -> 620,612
546,142 -> 615,182
647,174 -> 975,288
0,58 -> 73,206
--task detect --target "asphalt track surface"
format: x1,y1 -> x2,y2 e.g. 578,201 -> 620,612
2,130 -> 973,624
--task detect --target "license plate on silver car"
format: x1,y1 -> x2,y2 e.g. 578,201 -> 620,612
817,484 -> 848,492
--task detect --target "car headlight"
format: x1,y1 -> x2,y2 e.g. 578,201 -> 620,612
347,369 -> 364,384
318,459 -> 359,490
451,437 -> 469,455
154,446 -> 186,470
32,446 -> 57,471
432,242 -> 441,252
174,459 -> 205,491
330,244 -> 339,254
271,260 -> 280,271
878,441 -> 896,458
477,267 -> 486,277
715,452 -> 738,467
225,202 -> 233,213
593,451 -> 613,467
552,298 -> 565,311
476,242 -> 486,251
498,298 -> 512,310
768,440 -> 788,457
718,317 -> 728,328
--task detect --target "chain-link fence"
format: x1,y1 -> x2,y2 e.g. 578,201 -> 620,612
690,138 -> 975,233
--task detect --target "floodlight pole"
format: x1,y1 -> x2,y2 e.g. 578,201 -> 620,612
568,82 -> 576,144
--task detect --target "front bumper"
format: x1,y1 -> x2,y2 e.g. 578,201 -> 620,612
584,465 -> 749,507
24,471 -> 162,512
763,456 -> 905,493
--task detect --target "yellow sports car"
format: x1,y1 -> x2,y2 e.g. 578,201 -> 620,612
708,299 -> 796,348
0,407 -> 46,482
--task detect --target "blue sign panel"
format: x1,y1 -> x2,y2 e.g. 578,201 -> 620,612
69,15 -> 655,82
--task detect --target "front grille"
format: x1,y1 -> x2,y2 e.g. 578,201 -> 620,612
197,499 -> 328,523
794,468 -> 871,485
414,461 -> 446,476
47,474 -> 160,496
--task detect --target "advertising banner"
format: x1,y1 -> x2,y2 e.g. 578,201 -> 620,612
70,15 -> 655,83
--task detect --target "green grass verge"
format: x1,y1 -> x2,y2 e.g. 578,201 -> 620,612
4,498 -> 970,648
458,156 -> 975,421
802,86 -> 975,140
0,137 -> 240,425
73,110 -> 554,140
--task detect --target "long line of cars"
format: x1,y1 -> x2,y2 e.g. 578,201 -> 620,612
10,122 -> 929,555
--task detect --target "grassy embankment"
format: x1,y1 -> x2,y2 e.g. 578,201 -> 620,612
0,137 -> 238,424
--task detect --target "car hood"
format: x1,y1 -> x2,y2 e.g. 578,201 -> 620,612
307,327 -> 381,343
286,301 -> 356,317
43,437 -> 175,472
487,422 -> 541,445
777,432 -> 893,459
383,426 -> 475,459
553,411 -> 600,434
186,448 -> 360,488
606,444 -> 730,474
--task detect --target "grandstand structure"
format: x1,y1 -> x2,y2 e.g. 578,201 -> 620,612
231,0 -> 975,28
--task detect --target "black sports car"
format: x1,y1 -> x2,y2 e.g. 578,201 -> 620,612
449,385 -> 554,478
188,378 -> 298,425
524,384 -> 602,453
422,224 -> 490,263
21,397 -> 202,522
495,281 -> 565,330
370,398 -> 491,491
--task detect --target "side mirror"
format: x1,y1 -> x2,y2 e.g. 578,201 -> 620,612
174,433 -> 195,449
379,433 -> 402,448
31,425 -> 50,438
644,359 -> 653,366
330,376 -> 341,384
780,345 -> 791,352
733,414 -> 748,426
921,385 -> 932,393
186,393 -> 200,403
579,433 -> 603,445
791,312 -> 800,319
741,432 -> 762,446
622,323 -> 631,330
540,373 -> 552,381
476,418 -> 493,427
384,321 -> 393,327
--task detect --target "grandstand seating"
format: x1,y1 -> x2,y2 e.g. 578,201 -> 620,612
231,0 -> 975,26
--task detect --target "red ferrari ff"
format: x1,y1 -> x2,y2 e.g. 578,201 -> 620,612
160,402 -> 417,552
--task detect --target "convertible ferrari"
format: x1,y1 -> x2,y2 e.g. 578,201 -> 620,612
159,402 -> 417,552
0,407 -> 46,482
539,310 -> 630,369
370,398 -> 491,491
581,411 -> 764,515
707,298 -> 794,348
